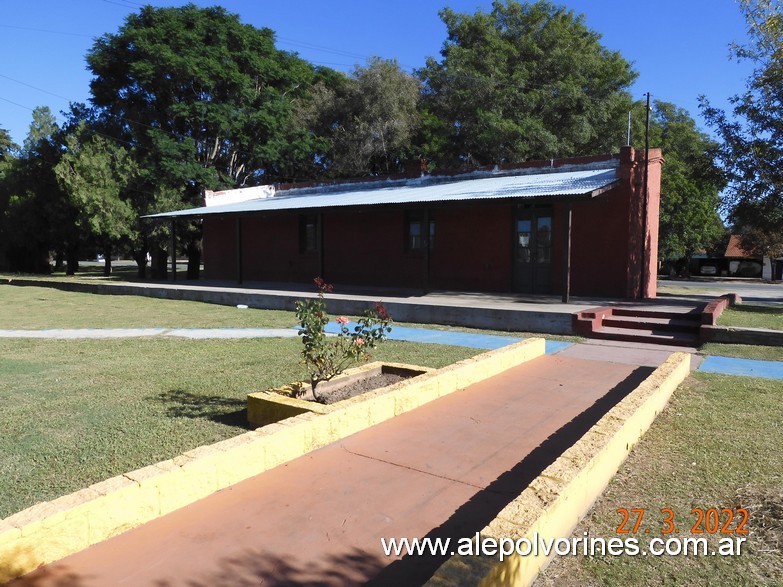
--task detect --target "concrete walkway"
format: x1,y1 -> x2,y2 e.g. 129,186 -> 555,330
9,351 -> 657,586
0,327 -> 301,340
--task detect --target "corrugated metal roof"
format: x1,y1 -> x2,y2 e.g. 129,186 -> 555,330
146,166 -> 619,219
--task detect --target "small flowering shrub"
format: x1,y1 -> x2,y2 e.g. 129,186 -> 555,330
295,277 -> 393,400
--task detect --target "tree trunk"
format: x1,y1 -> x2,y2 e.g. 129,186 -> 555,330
151,246 -> 168,280
103,243 -> 112,276
54,250 -> 65,272
65,244 -> 79,276
133,250 -> 148,279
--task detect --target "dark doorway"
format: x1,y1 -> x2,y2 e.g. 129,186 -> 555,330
513,206 -> 552,294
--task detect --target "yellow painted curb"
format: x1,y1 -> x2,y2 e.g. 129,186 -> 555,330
426,351 -> 691,587
0,338 -> 545,583
246,361 -> 432,428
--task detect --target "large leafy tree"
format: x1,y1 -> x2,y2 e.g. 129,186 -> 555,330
87,3 -> 319,189
86,4 -> 325,276
418,0 -> 637,167
631,101 -> 726,268
304,58 -> 421,177
0,108 -> 80,273
700,0 -> 783,271
332,58 -> 421,176
55,126 -> 138,276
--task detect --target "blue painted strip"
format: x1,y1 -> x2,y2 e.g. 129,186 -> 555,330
698,355 -> 783,380
545,340 -> 573,355
323,321 -> 573,353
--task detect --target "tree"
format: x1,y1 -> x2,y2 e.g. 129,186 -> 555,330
86,4 -> 327,277
700,0 -> 783,276
331,58 -> 421,176
0,127 -> 19,270
296,58 -> 421,177
54,126 -> 138,276
22,107 -> 58,156
87,4 -> 321,189
0,107 -> 78,273
418,0 -> 637,167
0,127 -> 17,160
631,101 -> 726,270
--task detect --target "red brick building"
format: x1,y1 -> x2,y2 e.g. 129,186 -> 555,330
151,146 -> 662,300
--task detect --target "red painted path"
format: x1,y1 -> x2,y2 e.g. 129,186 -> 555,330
9,351 -> 661,586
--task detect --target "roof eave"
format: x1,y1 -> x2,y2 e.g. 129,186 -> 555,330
143,180 -> 621,221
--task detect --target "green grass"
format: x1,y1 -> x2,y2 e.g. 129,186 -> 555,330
6,276 -> 782,587
3,263 -> 184,283
0,337 -> 478,519
0,284 -> 296,329
718,304 -> 783,331
536,373 -> 783,586
700,342 -> 783,362
0,280 -> 573,519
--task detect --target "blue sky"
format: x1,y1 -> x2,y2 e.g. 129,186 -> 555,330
0,0 -> 753,147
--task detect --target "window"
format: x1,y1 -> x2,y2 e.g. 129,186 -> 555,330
536,216 -> 551,263
299,214 -> 320,254
405,211 -> 435,252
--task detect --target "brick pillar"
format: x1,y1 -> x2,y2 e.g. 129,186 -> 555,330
619,146 -> 663,299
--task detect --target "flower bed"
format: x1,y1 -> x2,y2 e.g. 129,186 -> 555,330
246,362 -> 430,427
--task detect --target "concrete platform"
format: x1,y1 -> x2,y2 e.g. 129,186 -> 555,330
561,338 -> 703,370
9,353 -> 655,587
3,277 -> 676,336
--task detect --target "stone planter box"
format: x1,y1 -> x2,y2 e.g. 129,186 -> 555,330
247,362 -> 431,428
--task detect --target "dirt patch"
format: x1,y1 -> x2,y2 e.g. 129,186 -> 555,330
316,372 -> 409,404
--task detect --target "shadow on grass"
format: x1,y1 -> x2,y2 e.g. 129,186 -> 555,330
152,389 -> 250,429
10,548 -> 384,587
730,304 -> 781,315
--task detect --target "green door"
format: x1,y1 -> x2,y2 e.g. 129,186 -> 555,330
513,208 -> 552,294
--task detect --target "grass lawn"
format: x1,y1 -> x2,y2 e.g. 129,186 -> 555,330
535,372 -> 783,586
700,342 -> 783,362
0,336 -> 479,519
718,304 -> 783,331
4,281 -> 782,586
0,283 -> 296,329
0,285 -> 572,520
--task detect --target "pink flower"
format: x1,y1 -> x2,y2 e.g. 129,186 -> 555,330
354,337 -> 365,346
335,316 -> 349,325
373,302 -> 391,320
313,277 -> 333,293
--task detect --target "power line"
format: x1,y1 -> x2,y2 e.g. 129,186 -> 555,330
0,73 -> 74,104
0,95 -> 36,112
0,24 -> 94,39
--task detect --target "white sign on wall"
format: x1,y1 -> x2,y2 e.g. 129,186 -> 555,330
204,185 -> 275,207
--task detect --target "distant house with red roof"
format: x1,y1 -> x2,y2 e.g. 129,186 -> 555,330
725,235 -> 781,280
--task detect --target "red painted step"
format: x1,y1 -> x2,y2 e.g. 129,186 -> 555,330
574,304 -> 704,347
602,315 -> 700,333
610,307 -> 702,320
591,326 -> 700,347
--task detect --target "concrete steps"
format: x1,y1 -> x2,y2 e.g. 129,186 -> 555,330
574,305 -> 704,347
591,325 -> 700,347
